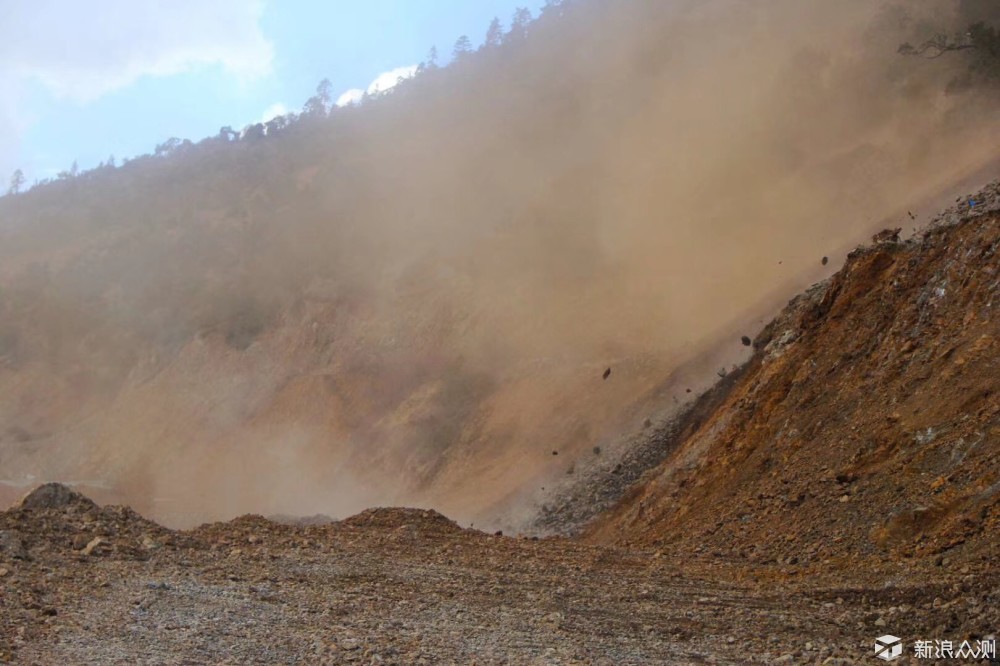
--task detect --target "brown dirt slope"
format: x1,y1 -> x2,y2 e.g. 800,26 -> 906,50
2,188 -> 1000,664
587,183 -> 1000,573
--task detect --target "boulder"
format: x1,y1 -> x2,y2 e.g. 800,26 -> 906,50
19,483 -> 96,511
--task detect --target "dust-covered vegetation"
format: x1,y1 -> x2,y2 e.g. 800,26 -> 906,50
896,0 -> 1000,89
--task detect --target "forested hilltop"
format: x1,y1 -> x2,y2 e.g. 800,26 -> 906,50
1,0 -> 999,528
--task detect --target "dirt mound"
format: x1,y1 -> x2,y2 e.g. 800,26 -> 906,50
267,513 -> 334,526
1,483 -> 184,566
18,482 -> 96,511
588,182 -> 1000,573
341,507 -> 463,534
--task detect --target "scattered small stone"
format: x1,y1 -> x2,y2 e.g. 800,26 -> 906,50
82,536 -> 107,556
0,530 -> 27,560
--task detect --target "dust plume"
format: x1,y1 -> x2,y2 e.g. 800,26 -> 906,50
1,0 -> 998,527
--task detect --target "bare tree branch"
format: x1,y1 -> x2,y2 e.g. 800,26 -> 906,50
898,34 -> 976,59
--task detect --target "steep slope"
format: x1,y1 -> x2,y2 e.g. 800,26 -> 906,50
3,188 -> 1000,663
588,183 -> 1000,573
3,0 -> 1000,529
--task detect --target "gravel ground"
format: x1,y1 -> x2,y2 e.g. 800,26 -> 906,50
3,488 -> 995,664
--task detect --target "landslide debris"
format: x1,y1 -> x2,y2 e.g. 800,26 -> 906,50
588,182 -> 1000,574
3,483 -> 995,665
2,186 -> 999,663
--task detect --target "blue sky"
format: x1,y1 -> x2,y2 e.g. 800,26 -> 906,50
0,0 -> 546,186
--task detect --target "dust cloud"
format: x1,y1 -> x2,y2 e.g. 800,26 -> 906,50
1,0 -> 998,528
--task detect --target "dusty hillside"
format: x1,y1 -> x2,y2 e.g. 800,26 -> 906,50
588,184 -> 1000,576
3,0 -> 1000,530
2,184 -> 999,665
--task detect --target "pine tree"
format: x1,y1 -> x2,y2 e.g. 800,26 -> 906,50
453,35 -> 472,60
485,18 -> 503,48
304,78 -> 333,117
505,7 -> 532,43
7,169 -> 24,195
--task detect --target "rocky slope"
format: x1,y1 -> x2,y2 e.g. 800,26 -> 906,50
588,183 -> 1000,575
2,185 -> 999,664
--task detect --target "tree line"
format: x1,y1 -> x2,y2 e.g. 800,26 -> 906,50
5,2 -> 565,199
8,0 -> 997,200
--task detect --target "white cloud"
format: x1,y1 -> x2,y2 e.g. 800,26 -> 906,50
365,65 -> 418,95
261,103 -> 288,123
335,65 -> 418,107
0,0 -> 273,181
0,0 -> 274,103
335,89 -> 365,107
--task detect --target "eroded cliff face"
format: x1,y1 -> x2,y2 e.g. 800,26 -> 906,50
588,185 -> 1000,570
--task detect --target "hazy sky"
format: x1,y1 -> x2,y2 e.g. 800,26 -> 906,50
0,0 -> 546,185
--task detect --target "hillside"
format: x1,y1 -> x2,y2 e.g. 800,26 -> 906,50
2,185 -> 998,664
3,0 -> 1000,529
588,184 -> 1000,572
